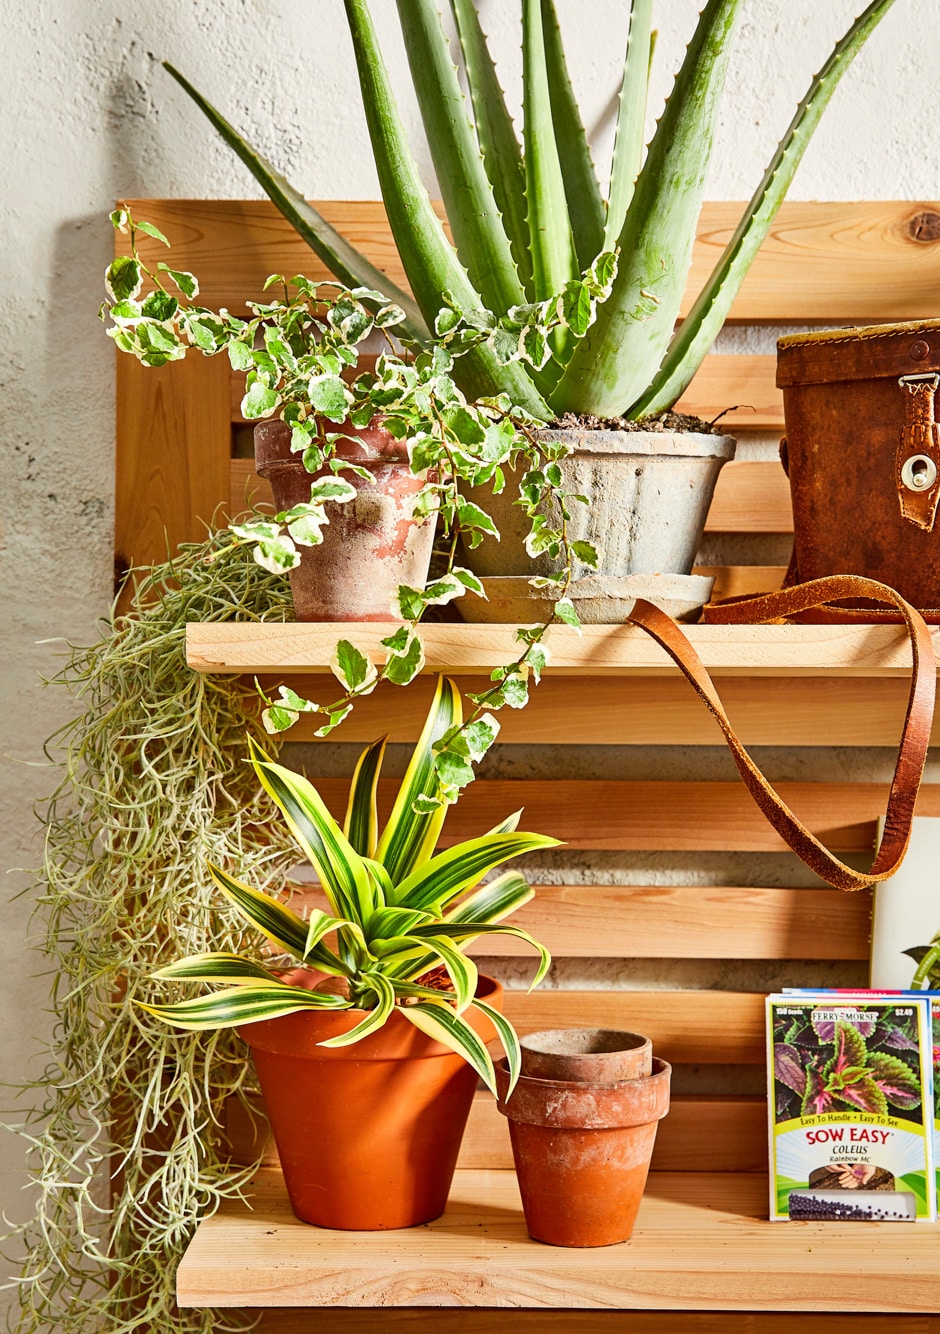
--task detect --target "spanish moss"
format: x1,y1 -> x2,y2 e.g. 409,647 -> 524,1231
6,532 -> 296,1332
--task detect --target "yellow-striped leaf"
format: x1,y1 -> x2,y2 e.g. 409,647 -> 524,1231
471,995 -> 522,1096
317,972 -> 396,1047
207,863 -> 309,959
377,676 -> 462,886
344,736 -> 386,858
248,739 -> 375,925
445,869 -> 535,923
393,831 -> 560,913
152,952 -> 283,985
136,982 -> 350,1032
400,999 -> 497,1093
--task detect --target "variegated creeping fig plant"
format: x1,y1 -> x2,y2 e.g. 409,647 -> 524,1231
140,678 -> 557,1094
165,0 -> 896,419
103,209 -> 607,790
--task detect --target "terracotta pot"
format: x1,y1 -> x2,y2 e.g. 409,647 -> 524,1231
240,975 -> 501,1230
254,417 -> 435,621
495,1029 -> 671,1248
518,1027 -> 652,1082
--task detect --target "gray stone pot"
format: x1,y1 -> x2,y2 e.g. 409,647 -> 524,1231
464,428 -> 736,581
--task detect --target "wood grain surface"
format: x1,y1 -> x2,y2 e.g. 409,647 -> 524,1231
186,620 -> 938,678
280,883 -> 870,961
124,199 -> 940,322
261,670 -> 927,746
177,1168 -> 940,1310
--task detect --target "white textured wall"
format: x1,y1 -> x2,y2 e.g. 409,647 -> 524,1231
1,0 -> 936,1304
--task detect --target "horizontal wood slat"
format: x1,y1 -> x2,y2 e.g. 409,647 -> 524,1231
675,354 -> 782,429
706,461 -> 791,532
262,671 -> 926,746
187,620 -> 937,678
128,199 -> 940,322
303,777 -> 936,853
228,457 -> 794,533
177,1168 -> 940,1311
224,1093 -> 767,1175
501,991 -> 763,1064
282,884 -> 870,961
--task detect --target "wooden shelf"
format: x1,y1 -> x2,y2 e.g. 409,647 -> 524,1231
177,1167 -> 940,1312
186,621 -> 940,680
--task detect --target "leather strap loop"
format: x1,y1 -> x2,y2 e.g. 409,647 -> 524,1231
625,577 -> 936,891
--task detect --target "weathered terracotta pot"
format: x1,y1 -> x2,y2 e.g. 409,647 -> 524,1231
495,1029 -> 671,1248
240,975 -> 501,1230
254,418 -> 435,621
517,1027 -> 652,1082
460,428 -> 735,621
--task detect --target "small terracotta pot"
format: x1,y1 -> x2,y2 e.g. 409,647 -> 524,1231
495,1029 -> 670,1248
240,976 -> 501,1230
254,418 -> 435,621
518,1027 -> 652,1082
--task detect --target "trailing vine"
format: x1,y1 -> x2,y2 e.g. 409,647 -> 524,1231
5,533 -> 296,1333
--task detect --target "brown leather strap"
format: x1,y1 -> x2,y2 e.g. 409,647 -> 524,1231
625,577 -> 936,891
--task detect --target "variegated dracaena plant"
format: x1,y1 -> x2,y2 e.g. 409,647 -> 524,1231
138,678 -> 558,1094
164,0 -> 896,421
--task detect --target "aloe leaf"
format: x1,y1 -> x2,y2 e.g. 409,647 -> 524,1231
470,996 -> 522,1096
633,0 -> 899,416
344,736 -> 386,859
248,740 -> 375,928
522,0 -> 578,308
539,0 -> 605,268
206,863 -> 310,960
445,869 -> 535,922
317,972 -> 396,1047
449,0 -> 533,296
376,676 -> 461,886
152,952 -> 284,985
393,831 -> 561,913
137,982 -> 350,1032
555,0 -> 742,416
604,0 -> 654,249
400,1000 -> 497,1092
162,62 -> 430,342
343,0 -> 548,416
396,0 -> 523,317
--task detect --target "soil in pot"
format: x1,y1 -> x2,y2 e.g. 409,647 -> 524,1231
254,418 -> 435,621
240,975 -> 501,1231
495,1029 -> 671,1248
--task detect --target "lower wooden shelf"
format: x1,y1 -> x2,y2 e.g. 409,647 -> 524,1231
177,1167 -> 940,1312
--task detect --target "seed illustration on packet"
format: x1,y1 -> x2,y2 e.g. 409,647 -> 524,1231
766,995 -> 935,1221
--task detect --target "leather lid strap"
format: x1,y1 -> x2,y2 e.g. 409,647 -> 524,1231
624,577 -> 936,891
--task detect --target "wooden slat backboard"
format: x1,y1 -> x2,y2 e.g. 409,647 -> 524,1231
113,200 -> 940,1327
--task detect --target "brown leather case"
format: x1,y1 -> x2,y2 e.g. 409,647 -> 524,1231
777,319 -> 940,619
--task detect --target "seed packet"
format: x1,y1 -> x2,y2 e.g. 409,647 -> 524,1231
767,993 -> 935,1221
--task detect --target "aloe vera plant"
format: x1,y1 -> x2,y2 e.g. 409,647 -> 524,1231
164,0 -> 896,421
140,677 -> 557,1093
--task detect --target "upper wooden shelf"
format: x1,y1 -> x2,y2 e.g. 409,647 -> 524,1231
176,1167 -> 940,1312
186,621 -> 939,679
